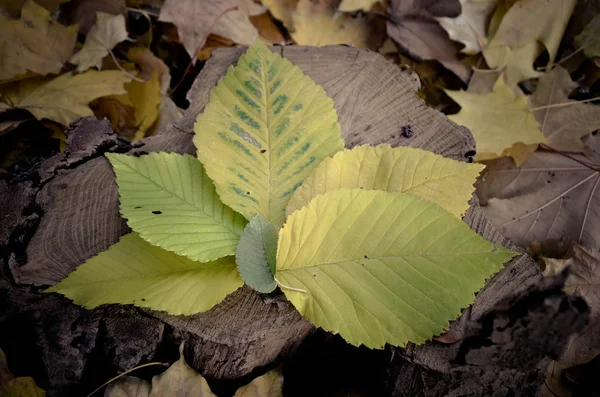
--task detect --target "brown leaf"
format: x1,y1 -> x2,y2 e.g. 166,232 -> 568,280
250,12 -> 285,44
212,5 -> 258,45
476,152 -> 600,251
0,0 -> 78,81
127,47 -> 170,92
0,0 -> 69,17
530,66 -> 600,153
387,0 -> 470,82
544,244 -> 600,371
261,0 -> 298,30
158,0 -> 237,59
91,97 -> 138,139
61,0 -> 126,35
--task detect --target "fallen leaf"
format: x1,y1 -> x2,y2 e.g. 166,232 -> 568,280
446,78 -> 546,165
91,96 -> 138,138
0,348 -> 14,385
483,0 -> 576,85
234,370 -> 283,397
70,12 -> 129,72
127,47 -> 171,93
576,13 -> 600,59
123,72 -> 162,140
476,152 -> 600,250
250,13 -> 286,44
1,70 -> 130,125
338,0 -> 382,12
0,0 -> 78,81
0,0 -> 69,17
530,66 -> 600,153
197,35 -> 236,61
466,67 -> 502,94
212,6 -> 259,45
158,0 -> 237,59
239,0 -> 267,15
61,0 -> 126,35
387,0 -> 471,82
436,0 -> 499,54
105,376 -> 151,397
261,0 -> 298,30
151,96 -> 184,135
540,361 -> 573,397
544,244 -> 600,371
292,0 -> 379,48
0,377 -> 46,397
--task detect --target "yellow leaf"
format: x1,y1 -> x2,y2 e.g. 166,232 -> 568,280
286,145 -> 484,218
0,378 -> 46,397
117,72 -> 162,141
338,0 -> 383,12
262,0 -> 298,29
1,70 -> 130,126
483,0 -> 576,85
0,0 -> 69,17
70,12 -> 130,72
446,78 -> 546,165
291,0 -> 373,48
212,6 -> 259,45
0,0 -> 77,81
234,370 -> 283,397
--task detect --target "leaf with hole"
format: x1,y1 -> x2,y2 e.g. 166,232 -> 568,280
194,40 -> 344,226
286,144 -> 484,218
276,189 -> 518,348
106,152 -> 247,262
47,233 -> 243,315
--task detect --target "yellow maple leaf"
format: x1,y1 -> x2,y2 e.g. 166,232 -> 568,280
0,70 -> 130,126
70,12 -> 130,72
446,78 -> 546,165
0,0 -> 77,81
262,0 -> 298,30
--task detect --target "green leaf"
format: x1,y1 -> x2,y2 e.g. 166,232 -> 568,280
235,214 -> 278,293
286,144 -> 484,218
47,233 -> 243,315
193,40 -> 344,226
276,189 -> 518,349
106,152 -> 247,262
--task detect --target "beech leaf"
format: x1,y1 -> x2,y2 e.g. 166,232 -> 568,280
286,144 -> 484,218
193,41 -> 344,226
276,189 -> 518,348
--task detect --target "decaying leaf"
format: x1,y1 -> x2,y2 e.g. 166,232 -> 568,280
212,4 -> 259,46
261,0 -> 298,30
476,152 -> 600,251
483,0 -> 576,85
194,41 -> 344,226
530,66 -> 600,153
70,12 -> 129,72
291,0 -> 376,48
114,72 -> 162,140
436,0 -> 499,54
0,70 -> 130,126
158,0 -> 237,59
575,13 -> 600,59
0,0 -> 69,17
61,0 -> 126,35
0,0 -> 77,81
446,78 -> 546,165
544,244 -> 600,371
250,13 -> 286,45
104,376 -> 151,397
233,370 -> 283,397
387,0 -> 471,82
338,0 -> 382,12
277,189 -> 517,348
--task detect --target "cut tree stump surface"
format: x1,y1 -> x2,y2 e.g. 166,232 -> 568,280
0,46 -> 588,397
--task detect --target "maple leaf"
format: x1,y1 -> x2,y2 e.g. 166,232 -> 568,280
476,152 -> 600,251
0,70 -> 130,126
387,0 -> 471,82
575,13 -> 600,59
544,244 -> 600,372
159,0 -> 237,60
530,66 -> 600,153
0,0 -> 77,81
261,0 -> 298,30
70,12 -> 130,72
436,0 -> 498,54
483,0 -> 577,86
446,78 -> 546,165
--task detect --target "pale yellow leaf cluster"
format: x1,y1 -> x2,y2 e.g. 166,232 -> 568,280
446,78 -> 546,165
70,12 -> 130,72
0,71 -> 130,126
0,0 -> 77,81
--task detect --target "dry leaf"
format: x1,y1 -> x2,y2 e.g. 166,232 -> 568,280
292,0 -> 377,48
530,66 -> 600,153
483,0 -> 577,85
151,96 -> 184,135
0,348 -> 45,397
476,152 -> 600,250
544,244 -> 600,371
91,96 -> 138,138
387,0 -> 471,82
0,0 -> 69,17
239,0 -> 267,15
436,0 -> 499,54
250,13 -> 286,44
446,78 -> 546,165
127,47 -> 171,93
70,12 -> 130,72
0,0 -> 77,81
233,370 -> 283,397
338,0 -> 382,12
576,14 -> 600,58
212,6 -> 259,45
0,70 -> 130,125
105,376 -> 151,397
197,35 -> 236,61
61,0 -> 126,34
261,0 -> 298,30
159,0 -> 237,59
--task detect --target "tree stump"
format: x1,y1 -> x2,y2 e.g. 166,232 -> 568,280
0,46 -> 588,397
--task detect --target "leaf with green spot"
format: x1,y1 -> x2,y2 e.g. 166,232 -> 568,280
286,144 -> 484,218
276,189 -> 518,349
193,40 -> 344,226
106,152 -> 247,262
47,233 -> 243,315
236,214 -> 279,293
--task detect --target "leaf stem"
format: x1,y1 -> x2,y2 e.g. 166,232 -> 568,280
109,48 -> 146,83
85,361 -> 168,397
274,276 -> 307,293
529,95 -> 600,111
